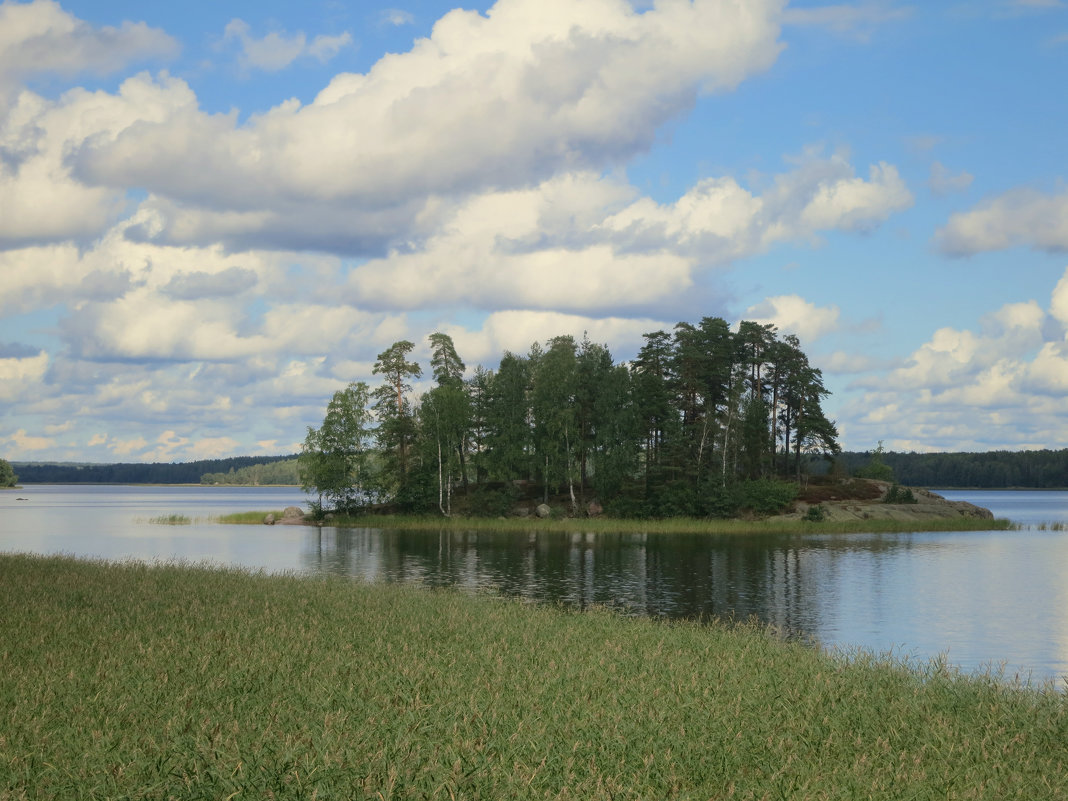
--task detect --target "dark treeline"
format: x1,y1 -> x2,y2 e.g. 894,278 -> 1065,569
14,455 -> 297,485
300,319 -> 840,518
828,449 -> 1068,489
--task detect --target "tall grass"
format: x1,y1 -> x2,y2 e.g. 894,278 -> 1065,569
141,513 -> 194,525
1,554 -> 1064,799
212,509 -> 285,524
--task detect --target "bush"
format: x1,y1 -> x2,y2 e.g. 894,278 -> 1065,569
803,504 -> 827,522
738,479 -> 798,515
467,484 -> 519,517
884,485 -> 917,504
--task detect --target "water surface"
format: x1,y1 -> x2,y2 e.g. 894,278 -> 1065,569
2,485 -> 1066,685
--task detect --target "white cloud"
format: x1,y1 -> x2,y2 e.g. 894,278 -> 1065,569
0,0 -> 177,98
69,0 -> 784,252
223,19 -> 352,72
306,33 -> 353,63
443,310 -> 673,366
840,270 -> 1068,450
0,72 -> 198,247
381,9 -> 415,27
935,188 -> 1068,255
929,161 -> 974,196
744,295 -> 842,342
782,2 -> 913,40
341,155 -> 910,314
2,428 -> 55,454
0,349 -> 48,400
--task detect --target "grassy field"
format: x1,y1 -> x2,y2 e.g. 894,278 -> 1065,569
1,555 -> 1064,800
217,509 -> 1014,535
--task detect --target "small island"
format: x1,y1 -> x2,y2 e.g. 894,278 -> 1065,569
270,324 -> 1006,534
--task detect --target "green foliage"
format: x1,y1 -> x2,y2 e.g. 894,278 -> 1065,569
829,447 -> 1068,489
4,555 -> 1063,800
884,484 -> 918,504
299,381 -> 375,513
304,318 -> 841,519
12,455 -> 296,485
372,340 -> 423,503
738,478 -> 798,515
0,458 -> 16,487
200,459 -> 298,485
804,504 -> 827,522
856,441 -> 896,482
466,483 -> 519,517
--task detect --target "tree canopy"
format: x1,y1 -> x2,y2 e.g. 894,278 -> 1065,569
300,318 -> 842,517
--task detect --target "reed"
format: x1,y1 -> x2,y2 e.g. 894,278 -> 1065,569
212,510 -> 285,524
143,513 -> 193,525
1,554 -> 1064,800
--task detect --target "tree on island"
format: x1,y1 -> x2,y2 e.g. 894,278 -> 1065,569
298,382 -> 375,514
299,318 -> 842,518
0,458 -> 17,487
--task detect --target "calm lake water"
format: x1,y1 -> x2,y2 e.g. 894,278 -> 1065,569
2,485 -> 1067,686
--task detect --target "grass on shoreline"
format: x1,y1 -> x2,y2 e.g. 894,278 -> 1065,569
218,509 -> 1014,535
1,554 -> 1064,800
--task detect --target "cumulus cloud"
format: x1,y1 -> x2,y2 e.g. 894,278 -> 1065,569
0,72 -> 199,247
841,270 -> 1068,450
0,348 -> 48,400
935,188 -> 1068,255
161,267 -> 258,300
344,156 -> 911,314
68,0 -> 784,251
223,19 -> 352,72
744,295 -> 842,342
0,0 -> 177,97
929,161 -> 973,196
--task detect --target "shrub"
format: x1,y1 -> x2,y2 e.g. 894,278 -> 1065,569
738,479 -> 798,515
884,485 -> 917,504
467,484 -> 519,517
804,504 -> 827,522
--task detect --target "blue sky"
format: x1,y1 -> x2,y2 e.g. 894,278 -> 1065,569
1,0 -> 1067,463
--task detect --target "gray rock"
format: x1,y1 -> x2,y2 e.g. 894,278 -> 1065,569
535,503 -> 552,519
263,513 -> 275,525
282,506 -> 304,520
587,500 -> 603,517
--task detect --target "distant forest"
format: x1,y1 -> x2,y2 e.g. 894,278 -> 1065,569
11,449 -> 1068,489
829,449 -> 1068,489
13,455 -> 298,485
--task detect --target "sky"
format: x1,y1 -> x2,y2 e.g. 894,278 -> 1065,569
1,0 -> 1067,464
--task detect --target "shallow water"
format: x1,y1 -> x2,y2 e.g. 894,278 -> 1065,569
2,484 -> 1066,685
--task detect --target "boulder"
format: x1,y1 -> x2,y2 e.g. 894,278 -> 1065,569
282,506 -> 304,520
535,503 -> 552,519
263,513 -> 275,525
586,500 -> 604,517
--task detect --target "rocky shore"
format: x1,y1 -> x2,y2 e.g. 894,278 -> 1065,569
785,480 -> 994,523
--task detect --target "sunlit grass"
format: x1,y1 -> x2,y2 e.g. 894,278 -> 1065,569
212,510 -> 286,524
0,554 -> 1064,800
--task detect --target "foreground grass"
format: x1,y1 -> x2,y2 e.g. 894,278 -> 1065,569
221,509 -> 1014,535
1,555 -> 1064,800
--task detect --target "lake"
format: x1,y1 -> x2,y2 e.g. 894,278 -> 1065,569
2,484 -> 1066,686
